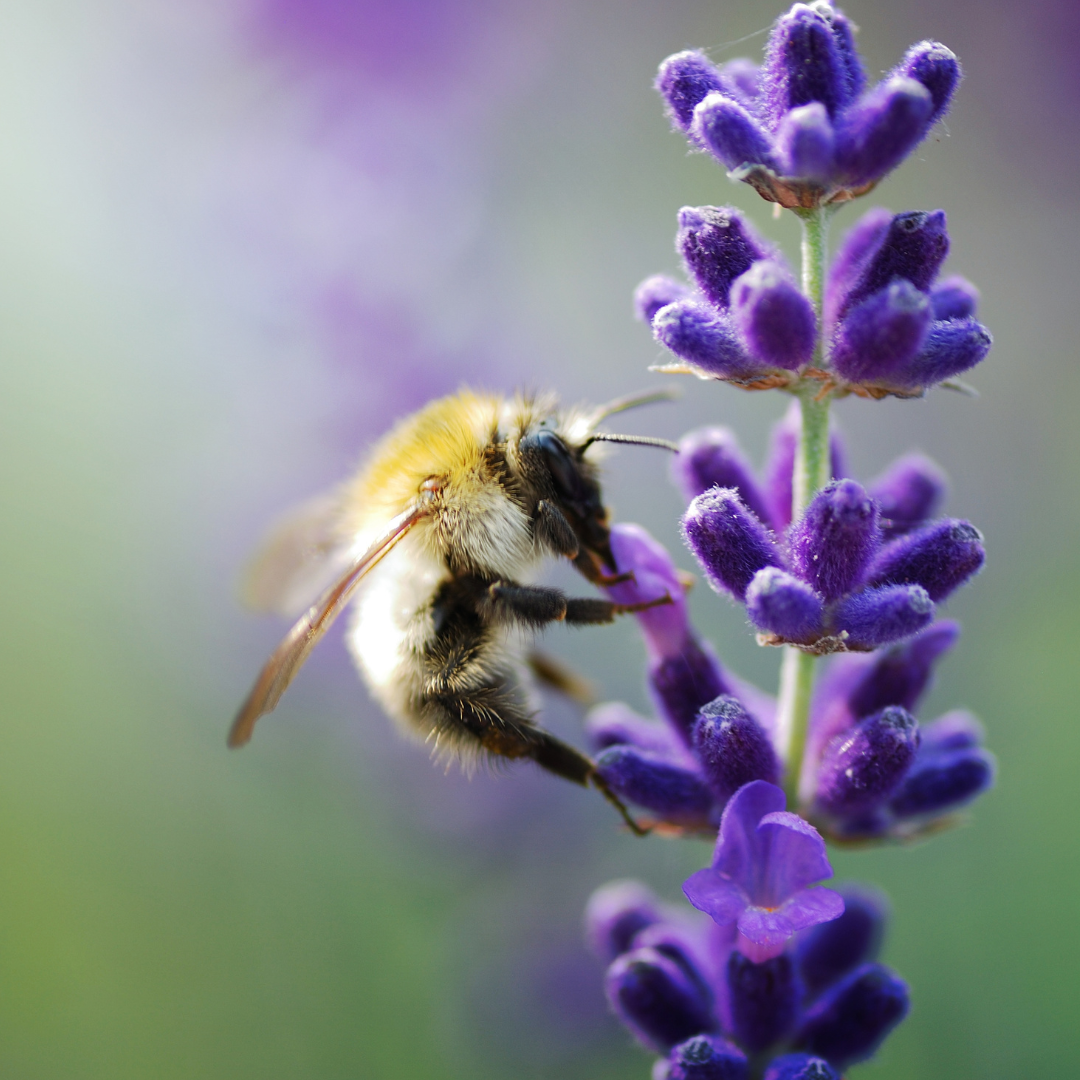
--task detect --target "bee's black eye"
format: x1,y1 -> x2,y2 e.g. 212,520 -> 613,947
521,429 -> 584,501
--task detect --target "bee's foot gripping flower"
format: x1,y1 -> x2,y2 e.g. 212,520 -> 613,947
588,812 -> 909,1074
655,3 -> 960,209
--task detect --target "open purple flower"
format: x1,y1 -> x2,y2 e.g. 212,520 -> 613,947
655,3 -> 960,209
683,782 -> 843,961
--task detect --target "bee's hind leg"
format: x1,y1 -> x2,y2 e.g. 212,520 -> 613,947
524,727 -> 651,837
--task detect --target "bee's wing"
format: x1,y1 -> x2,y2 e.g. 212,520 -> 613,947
240,494 -> 353,617
228,503 -> 428,748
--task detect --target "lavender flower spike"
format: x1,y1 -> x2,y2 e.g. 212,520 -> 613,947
683,781 -> 843,962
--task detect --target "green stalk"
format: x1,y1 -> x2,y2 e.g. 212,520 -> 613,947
777,206 -> 833,808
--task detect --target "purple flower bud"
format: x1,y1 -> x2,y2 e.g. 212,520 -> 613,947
834,77 -> 933,188
720,59 -> 762,103
761,4 -> 855,125
763,403 -> 848,530
605,947 -> 716,1053
634,922 -> 717,1010
653,301 -> 755,378
586,702 -> 688,758
868,518 -> 985,602
763,1055 -> 839,1080
793,963 -> 909,1069
930,275 -> 979,321
795,884 -> 888,995
886,316 -> 993,389
746,568 -> 826,643
676,206 -> 772,309
890,746 -> 995,818
824,207 -> 892,332
649,637 -> 735,742
596,746 -> 714,823
774,102 -> 835,181
637,274 -> 692,324
657,51 -> 726,132
730,262 -> 816,370
692,695 -> 780,802
683,488 -> 783,601
667,1034 -> 749,1080
848,620 -> 960,718
789,480 -> 882,600
869,453 -> 948,538
895,41 -> 961,124
830,280 -> 932,384
692,94 -> 779,172
725,951 -> 799,1053
839,210 -> 950,316
920,708 -> 983,752
816,706 -> 920,817
825,5 -> 866,104
586,880 -> 664,961
672,427 -> 773,526
831,584 -> 934,650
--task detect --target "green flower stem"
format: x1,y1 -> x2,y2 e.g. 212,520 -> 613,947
777,206 -> 833,809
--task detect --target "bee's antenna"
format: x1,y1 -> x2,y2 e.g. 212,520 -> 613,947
584,432 -> 680,452
590,386 -> 680,424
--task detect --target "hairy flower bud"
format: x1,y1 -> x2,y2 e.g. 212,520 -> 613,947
789,480 -> 882,600
636,274 -> 692,324
672,427 -> 773,524
683,489 -> 783,600
677,207 -> 772,307
816,706 -> 920,816
730,261 -> 817,370
830,280 -> 932,384
831,584 -> 934,649
746,568 -> 826,643
692,695 -> 780,802
868,519 -> 985,601
869,453 -> 948,538
596,746 -> 714,823
725,951 -> 799,1053
693,94 -> 778,172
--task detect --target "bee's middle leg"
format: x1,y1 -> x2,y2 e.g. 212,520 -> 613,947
487,582 -> 673,628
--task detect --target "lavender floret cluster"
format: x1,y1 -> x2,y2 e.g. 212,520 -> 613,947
594,522 -> 993,841
656,2 -> 958,209
639,204 -> 992,397
578,4 -> 997,1075
587,790 -> 907,1076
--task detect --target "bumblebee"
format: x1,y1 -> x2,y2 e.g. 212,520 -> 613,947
230,389 -> 677,829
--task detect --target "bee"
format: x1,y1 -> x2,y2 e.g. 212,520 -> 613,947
229,388 -> 678,830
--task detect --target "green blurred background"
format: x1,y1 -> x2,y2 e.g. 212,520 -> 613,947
0,0 -> 1077,1076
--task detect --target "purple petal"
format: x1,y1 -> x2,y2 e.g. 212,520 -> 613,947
608,523 -> 689,660
711,780 -> 786,886
736,887 -> 844,949
683,869 -> 751,927
757,811 -> 835,906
